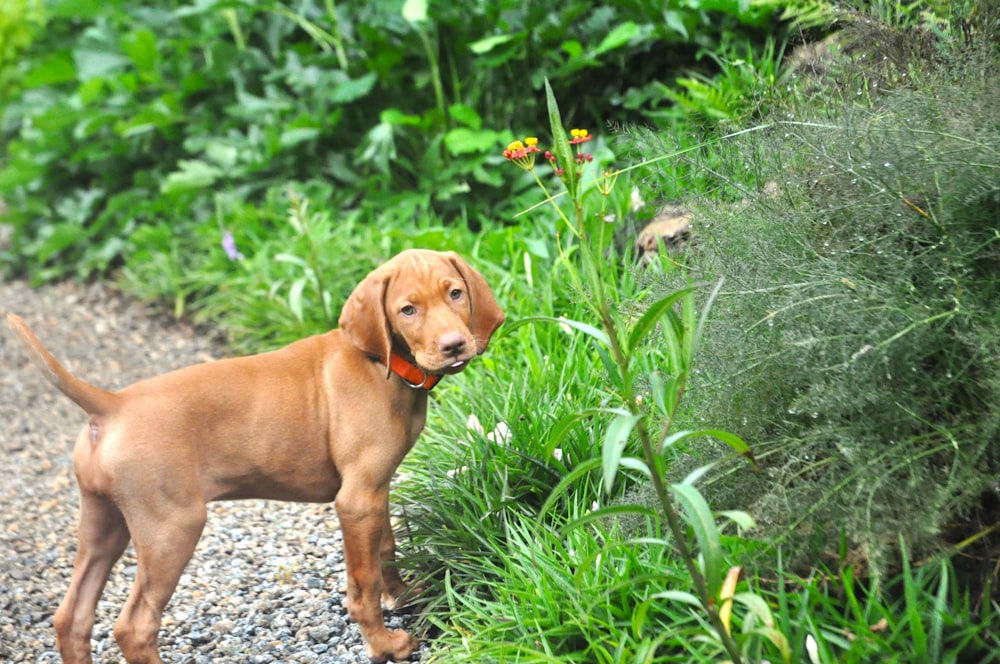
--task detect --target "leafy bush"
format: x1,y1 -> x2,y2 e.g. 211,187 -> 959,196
0,0 -> 782,293
0,0 -> 42,100
646,40 -> 1000,573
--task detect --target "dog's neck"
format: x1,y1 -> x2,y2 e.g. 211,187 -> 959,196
385,352 -> 442,390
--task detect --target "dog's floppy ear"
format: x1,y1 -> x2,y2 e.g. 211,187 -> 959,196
447,253 -> 506,354
339,269 -> 393,371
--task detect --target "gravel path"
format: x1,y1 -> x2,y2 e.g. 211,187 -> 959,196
0,279 -> 418,663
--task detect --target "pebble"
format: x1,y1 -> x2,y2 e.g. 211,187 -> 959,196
0,280 -> 421,662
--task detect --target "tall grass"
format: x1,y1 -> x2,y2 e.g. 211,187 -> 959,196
396,7 -> 1000,662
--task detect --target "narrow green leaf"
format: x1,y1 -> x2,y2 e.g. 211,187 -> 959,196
717,510 -> 756,531
670,482 -> 724,597
544,407 -> 606,459
733,592 -> 776,628
660,428 -> 751,460
929,558 -> 948,662
649,589 -> 702,607
901,539 -> 928,655
543,78 -> 578,201
563,503 -> 655,533
603,410 -> 642,494
537,457 -> 603,518
555,316 -> 610,346
694,278 -> 725,349
617,456 -> 652,479
468,34 -> 517,55
273,253 -> 309,268
627,286 -> 695,354
288,278 -> 307,323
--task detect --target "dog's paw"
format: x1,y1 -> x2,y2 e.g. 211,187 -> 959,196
366,629 -> 417,663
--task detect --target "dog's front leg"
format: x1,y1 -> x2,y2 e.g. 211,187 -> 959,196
336,487 -> 417,663
379,507 -> 410,609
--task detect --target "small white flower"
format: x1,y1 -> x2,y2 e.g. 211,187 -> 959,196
805,634 -> 820,664
468,413 -> 511,446
488,421 -> 512,446
446,466 -> 468,478
552,448 -> 564,462
466,414 -> 484,434
629,186 -> 645,212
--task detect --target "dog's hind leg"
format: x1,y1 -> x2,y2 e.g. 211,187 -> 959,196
54,492 -> 131,664
113,503 -> 206,663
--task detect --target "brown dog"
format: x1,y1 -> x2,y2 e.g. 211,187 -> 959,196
6,249 -> 504,663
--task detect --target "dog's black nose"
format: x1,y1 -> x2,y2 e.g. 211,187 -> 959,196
438,332 -> 467,356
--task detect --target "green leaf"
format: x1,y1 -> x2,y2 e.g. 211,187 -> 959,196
279,127 -> 320,148
660,428 -> 752,460
650,589 -> 702,607
593,21 -> 638,56
634,590 -> 701,637
380,108 -> 423,126
447,103 -> 483,130
545,408 -> 603,459
901,538 -> 928,655
73,48 -> 130,81
602,410 -> 642,494
330,72 -> 377,103
288,278 -> 307,323
664,10 -> 689,38
401,0 -> 427,23
37,223 -> 86,263
617,456 -> 652,479
468,34 -> 517,55
205,142 -> 240,169
537,457 -> 603,519
23,51 -> 77,87
509,315 -> 610,346
444,128 -> 498,155
627,286 -> 695,354
718,510 -> 756,531
274,253 -> 309,269
120,29 -> 158,75
160,160 -> 223,194
543,78 -> 578,201
563,503 -> 655,532
670,482 -> 724,597
561,40 -> 583,58
733,592 -> 776,628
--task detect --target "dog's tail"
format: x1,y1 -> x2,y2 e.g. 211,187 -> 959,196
6,314 -> 118,416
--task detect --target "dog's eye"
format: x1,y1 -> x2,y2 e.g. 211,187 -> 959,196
449,288 -> 463,301
400,305 -> 416,316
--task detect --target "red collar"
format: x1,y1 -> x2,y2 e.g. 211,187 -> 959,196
385,352 -> 442,390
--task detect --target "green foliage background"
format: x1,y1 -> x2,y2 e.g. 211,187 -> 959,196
2,0 -> 999,661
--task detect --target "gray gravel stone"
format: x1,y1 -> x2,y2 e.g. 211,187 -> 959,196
0,279 -> 421,662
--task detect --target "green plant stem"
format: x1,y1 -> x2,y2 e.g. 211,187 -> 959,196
574,204 -> 744,662
324,0 -> 350,71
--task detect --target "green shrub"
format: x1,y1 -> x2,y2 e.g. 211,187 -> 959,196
649,55 -> 1000,573
0,0 -> 41,100
0,0 -> 782,290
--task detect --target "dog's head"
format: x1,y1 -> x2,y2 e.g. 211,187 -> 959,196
340,249 -> 505,376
